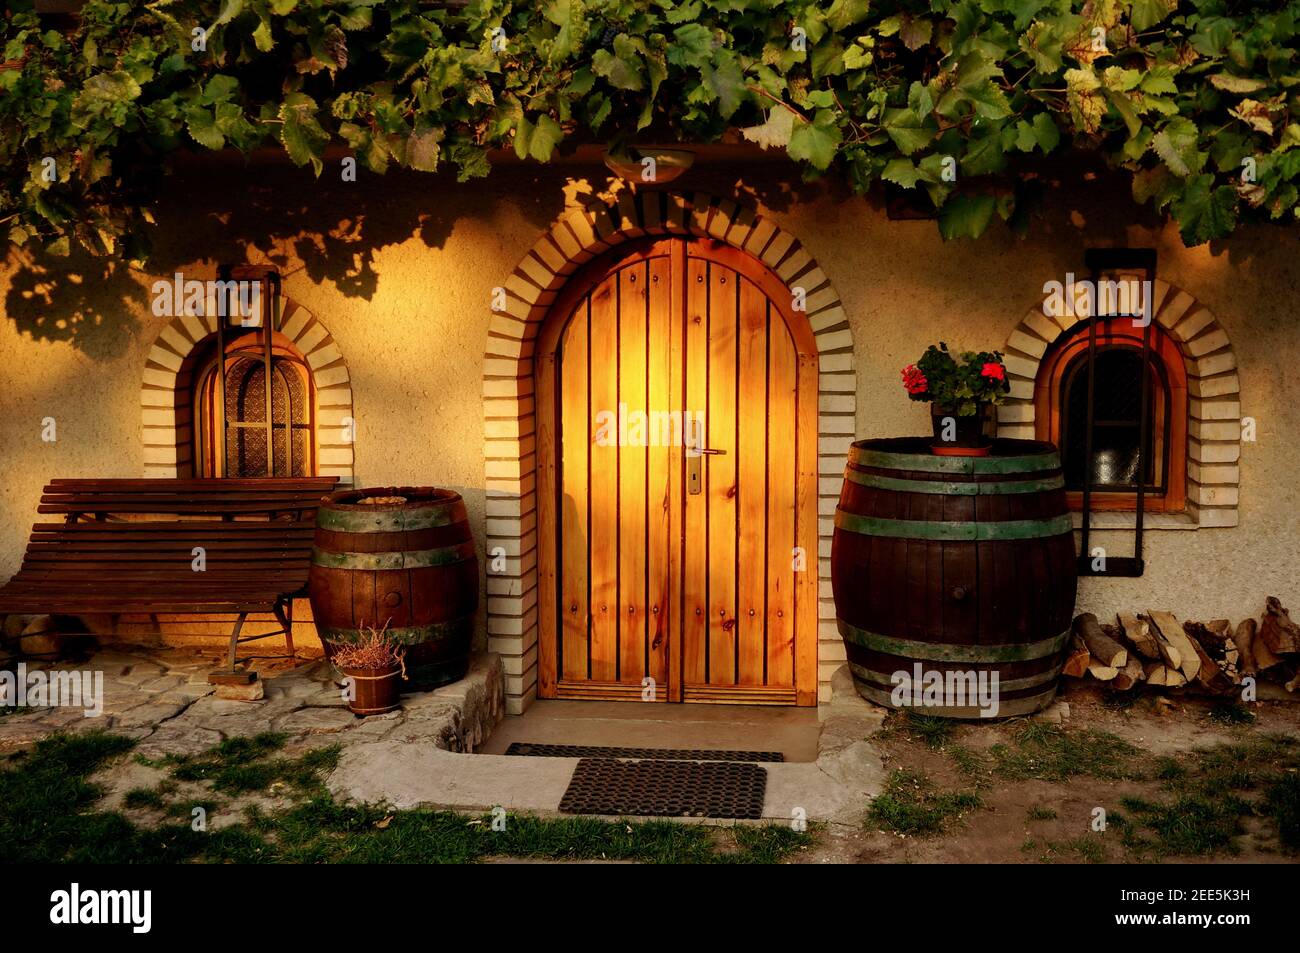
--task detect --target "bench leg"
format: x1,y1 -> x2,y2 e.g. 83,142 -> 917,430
227,612 -> 247,671
273,600 -> 296,661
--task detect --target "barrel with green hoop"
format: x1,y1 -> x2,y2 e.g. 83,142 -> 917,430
830,438 -> 1077,718
308,487 -> 478,688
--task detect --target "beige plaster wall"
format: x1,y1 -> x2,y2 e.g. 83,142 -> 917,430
0,151 -> 1295,656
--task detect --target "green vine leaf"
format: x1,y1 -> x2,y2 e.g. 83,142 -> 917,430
279,93 -> 329,175
787,109 -> 842,170
3,0 -> 1298,256
937,194 -> 996,240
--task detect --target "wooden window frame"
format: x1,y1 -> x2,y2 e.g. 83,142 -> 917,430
1034,319 -> 1187,514
193,332 -> 318,479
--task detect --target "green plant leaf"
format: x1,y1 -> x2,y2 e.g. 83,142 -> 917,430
787,109 -> 842,170
1153,117 -> 1205,177
883,107 -> 934,155
1172,174 -> 1238,246
937,194 -> 996,240
279,93 -> 328,175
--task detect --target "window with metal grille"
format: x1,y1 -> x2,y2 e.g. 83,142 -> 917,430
1034,318 -> 1187,513
193,336 -> 316,478
1060,346 -> 1166,492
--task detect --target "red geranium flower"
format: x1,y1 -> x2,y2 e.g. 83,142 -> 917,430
901,364 -> 928,395
980,362 -> 1006,381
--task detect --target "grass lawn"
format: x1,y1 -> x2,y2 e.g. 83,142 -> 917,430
872,710 -> 1300,861
0,730 -> 812,864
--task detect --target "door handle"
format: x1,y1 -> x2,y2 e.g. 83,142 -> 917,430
687,447 -> 725,494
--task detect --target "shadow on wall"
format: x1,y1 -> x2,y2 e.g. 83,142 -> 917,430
3,161 -> 576,360
6,150 -> 1286,363
2,151 -> 843,363
3,247 -> 149,361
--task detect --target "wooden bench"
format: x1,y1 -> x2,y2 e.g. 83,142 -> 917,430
0,478 -> 338,671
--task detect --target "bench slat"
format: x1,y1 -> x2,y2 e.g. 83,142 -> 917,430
3,476 -> 336,621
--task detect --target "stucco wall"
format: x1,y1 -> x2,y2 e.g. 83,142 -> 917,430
1,150 -> 1296,663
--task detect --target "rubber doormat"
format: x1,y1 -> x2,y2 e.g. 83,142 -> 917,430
506,742 -> 784,762
559,758 -> 768,819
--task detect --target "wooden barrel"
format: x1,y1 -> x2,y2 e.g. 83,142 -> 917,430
309,486 -> 478,688
831,438 -> 1077,719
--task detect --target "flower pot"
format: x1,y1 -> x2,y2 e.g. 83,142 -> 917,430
930,402 -> 993,456
341,663 -> 402,716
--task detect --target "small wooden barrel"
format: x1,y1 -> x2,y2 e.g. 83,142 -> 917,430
309,487 -> 478,688
342,664 -> 402,716
831,438 -> 1077,719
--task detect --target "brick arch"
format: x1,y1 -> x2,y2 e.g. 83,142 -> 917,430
141,297 -> 355,483
483,190 -> 857,713
997,279 -> 1241,528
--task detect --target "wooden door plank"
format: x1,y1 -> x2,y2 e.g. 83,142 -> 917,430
793,346 -> 820,705
587,275 -> 620,682
706,262 -> 739,686
683,255 -> 710,689
737,278 -> 769,686
666,243 -> 685,702
765,304 -> 797,690
536,301 -> 561,698
559,299 -> 591,681
617,263 -> 649,685
646,253 -> 673,696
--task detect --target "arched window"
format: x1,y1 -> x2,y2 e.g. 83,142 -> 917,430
192,332 -> 316,478
1035,319 -> 1187,513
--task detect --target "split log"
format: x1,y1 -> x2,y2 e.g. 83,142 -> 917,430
1147,611 -> 1200,683
1206,619 -> 1232,640
1184,632 -> 1235,695
1248,615 -> 1284,672
1074,613 -> 1127,668
1087,661 -> 1119,681
1142,612 -> 1183,671
1144,662 -> 1187,688
1255,637 -> 1284,672
1062,635 -> 1091,678
1233,618 -> 1258,676
1260,597 -> 1300,655
1118,613 -> 1160,660
1112,656 -> 1146,691
1184,620 -> 1231,655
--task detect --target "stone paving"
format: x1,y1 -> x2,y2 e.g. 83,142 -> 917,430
0,646 -> 505,760
1,642 -> 881,825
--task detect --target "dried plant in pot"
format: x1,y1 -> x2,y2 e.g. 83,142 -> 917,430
328,624 -> 406,716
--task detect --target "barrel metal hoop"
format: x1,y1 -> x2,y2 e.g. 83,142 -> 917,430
849,660 -> 1065,693
316,505 -> 462,533
844,470 -> 1065,496
848,446 -> 1062,475
837,620 -> 1071,662
320,618 -> 472,646
833,510 -> 1074,541
311,541 -> 476,570
851,681 -> 1057,718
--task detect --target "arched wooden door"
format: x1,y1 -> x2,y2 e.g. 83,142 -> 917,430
536,237 -> 818,705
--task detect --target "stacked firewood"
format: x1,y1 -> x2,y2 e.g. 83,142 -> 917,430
1062,596 -> 1300,696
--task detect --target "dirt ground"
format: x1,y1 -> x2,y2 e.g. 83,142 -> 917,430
794,680 -> 1300,864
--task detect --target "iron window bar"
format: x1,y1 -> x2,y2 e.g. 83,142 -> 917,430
1077,248 -> 1156,578
215,266 -> 281,478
